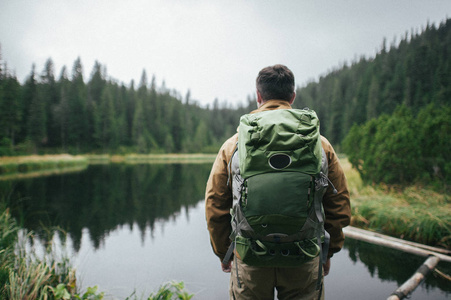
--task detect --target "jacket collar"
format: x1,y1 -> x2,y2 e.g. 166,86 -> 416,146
251,99 -> 292,114
235,100 -> 293,134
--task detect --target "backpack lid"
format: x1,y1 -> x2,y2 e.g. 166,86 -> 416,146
238,108 -> 322,178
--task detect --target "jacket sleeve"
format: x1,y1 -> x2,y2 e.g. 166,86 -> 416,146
205,135 -> 237,261
321,136 -> 351,258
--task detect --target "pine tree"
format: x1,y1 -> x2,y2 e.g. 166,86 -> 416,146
132,97 -> 148,153
366,76 -> 380,120
93,86 -> 116,150
40,58 -> 59,147
54,66 -> 71,150
0,73 -> 22,152
22,65 -> 44,152
125,80 -> 136,146
327,78 -> 343,145
87,61 -> 107,149
67,57 -> 87,152
193,120 -> 209,152
169,101 -> 183,152
114,83 -> 129,148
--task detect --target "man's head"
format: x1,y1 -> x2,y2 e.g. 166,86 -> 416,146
256,64 -> 295,106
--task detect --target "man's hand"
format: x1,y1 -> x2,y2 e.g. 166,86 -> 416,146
323,258 -> 331,276
221,261 -> 232,273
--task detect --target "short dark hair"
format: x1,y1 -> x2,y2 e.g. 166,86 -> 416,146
256,64 -> 295,102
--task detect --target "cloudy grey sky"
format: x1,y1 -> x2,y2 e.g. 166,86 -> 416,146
0,0 -> 449,106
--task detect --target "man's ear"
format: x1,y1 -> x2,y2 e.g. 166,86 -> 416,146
257,90 -> 263,106
289,92 -> 296,105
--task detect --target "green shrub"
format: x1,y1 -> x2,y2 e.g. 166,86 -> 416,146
343,104 -> 450,187
147,281 -> 193,300
417,104 -> 451,183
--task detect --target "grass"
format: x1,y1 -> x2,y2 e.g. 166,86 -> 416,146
0,154 -> 89,180
87,153 -> 216,164
341,157 -> 451,249
0,154 -> 215,178
147,281 -> 193,300
0,205 -> 193,299
126,281 -> 194,300
0,206 -> 105,299
0,153 -> 216,180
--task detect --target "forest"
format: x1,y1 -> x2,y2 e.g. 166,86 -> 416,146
291,19 -> 451,186
0,19 -> 450,185
0,56 -> 254,155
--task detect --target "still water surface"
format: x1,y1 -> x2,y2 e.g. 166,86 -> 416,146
1,163 -> 449,299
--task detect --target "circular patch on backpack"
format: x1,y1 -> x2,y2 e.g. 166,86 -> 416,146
268,153 -> 292,170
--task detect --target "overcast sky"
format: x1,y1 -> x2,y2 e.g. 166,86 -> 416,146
0,0 -> 449,106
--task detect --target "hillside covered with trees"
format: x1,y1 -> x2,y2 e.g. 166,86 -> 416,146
0,55 -> 253,155
293,19 -> 450,186
0,19 -> 449,185
293,19 -> 450,145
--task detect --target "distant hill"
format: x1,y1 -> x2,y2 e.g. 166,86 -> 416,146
293,18 -> 451,147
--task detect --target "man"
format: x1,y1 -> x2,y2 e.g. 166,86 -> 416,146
205,64 -> 351,299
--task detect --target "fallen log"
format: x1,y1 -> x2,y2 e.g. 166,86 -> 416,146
386,256 -> 440,300
344,226 -> 451,255
343,226 -> 451,263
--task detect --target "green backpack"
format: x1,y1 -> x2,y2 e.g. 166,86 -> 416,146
225,108 -> 331,268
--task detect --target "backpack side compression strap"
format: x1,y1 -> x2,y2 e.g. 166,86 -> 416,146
222,241 -> 235,264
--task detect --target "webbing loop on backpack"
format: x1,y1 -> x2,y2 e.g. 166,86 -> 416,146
295,240 -> 320,258
251,240 -> 268,256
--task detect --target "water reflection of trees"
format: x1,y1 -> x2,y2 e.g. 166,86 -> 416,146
345,238 -> 451,293
0,163 -> 212,252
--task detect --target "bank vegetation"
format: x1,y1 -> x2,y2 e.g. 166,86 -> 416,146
0,205 -> 193,299
343,158 -> 450,250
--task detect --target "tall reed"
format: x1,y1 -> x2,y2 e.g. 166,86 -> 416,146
0,207 -> 19,296
0,207 -> 101,299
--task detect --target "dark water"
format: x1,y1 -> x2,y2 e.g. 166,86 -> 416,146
0,164 -> 449,299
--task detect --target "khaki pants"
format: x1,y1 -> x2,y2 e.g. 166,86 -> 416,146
230,257 -> 324,300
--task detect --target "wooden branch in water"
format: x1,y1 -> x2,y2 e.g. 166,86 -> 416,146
343,226 -> 451,263
344,226 -> 451,255
433,268 -> 451,281
386,256 -> 440,300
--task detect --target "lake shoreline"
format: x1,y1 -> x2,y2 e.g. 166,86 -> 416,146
1,154 -> 449,250
0,153 -> 217,178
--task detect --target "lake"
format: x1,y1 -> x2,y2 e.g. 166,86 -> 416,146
0,163 -> 449,299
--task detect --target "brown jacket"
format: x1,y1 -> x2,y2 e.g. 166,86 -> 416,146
205,100 -> 351,261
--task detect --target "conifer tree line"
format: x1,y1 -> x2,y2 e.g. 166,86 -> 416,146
291,18 -> 450,186
292,19 -> 451,147
0,54 -> 254,155
0,18 -> 449,185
